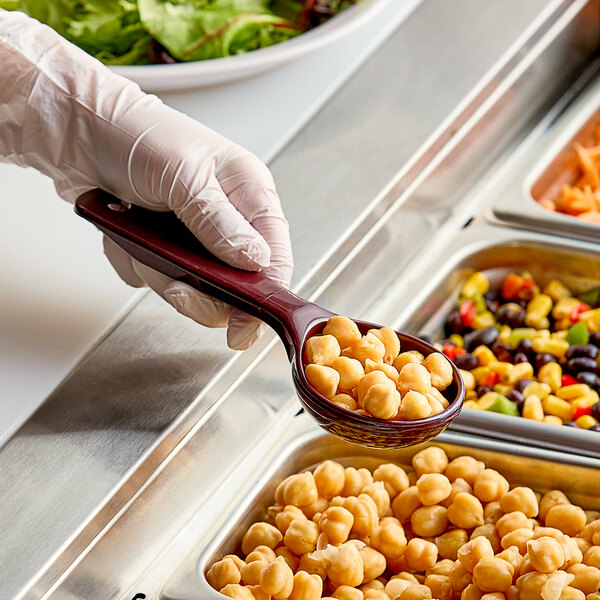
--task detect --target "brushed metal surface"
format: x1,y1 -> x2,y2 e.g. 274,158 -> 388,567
2,0 -> 598,598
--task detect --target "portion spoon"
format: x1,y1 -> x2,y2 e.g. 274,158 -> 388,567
75,190 -> 464,448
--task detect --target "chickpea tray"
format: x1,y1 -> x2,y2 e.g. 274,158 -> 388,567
193,429 -> 600,600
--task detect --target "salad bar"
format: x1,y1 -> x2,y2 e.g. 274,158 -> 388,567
2,0 -> 600,599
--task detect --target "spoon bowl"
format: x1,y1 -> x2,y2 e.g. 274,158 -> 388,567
75,190 -> 464,449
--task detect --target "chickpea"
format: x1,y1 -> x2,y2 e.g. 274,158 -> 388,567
275,547 -> 300,572
373,463 -> 409,498
470,524 -> 501,554
260,556 -> 294,599
360,546 -> 387,582
546,504 -> 587,537
417,473 -> 452,505
458,536 -> 494,573
398,363 -> 433,396
506,584 -> 519,600
365,359 -> 400,384
385,577 -> 413,599
284,519 -> 320,555
322,542 -> 364,587
436,529 -> 469,561
207,557 -> 242,590
242,522 -> 283,555
422,352 -> 453,391
397,584 -> 433,600
323,316 -> 362,349
394,572 -> 420,584
360,579 -> 385,593
559,587 -> 586,600
411,505 -> 449,537
220,584 -> 256,600
249,585 -> 271,600
367,327 -> 401,364
276,506 -> 308,535
472,557 -> 514,592
404,538 -> 438,571
473,469 -> 510,503
298,552 -> 327,579
559,534 -> 584,569
314,460 -> 346,499
319,507 -> 354,545
362,481 -> 391,517
349,333 -> 386,366
224,554 -> 247,571
501,527 -> 534,554
584,547 -> 600,569
450,560 -> 473,592
276,472 -> 319,508
305,364 -> 340,399
397,390 -> 433,420
539,490 -> 571,522
303,497 -> 329,520
357,371 -> 396,406
575,537 -> 592,555
480,594 -> 505,600
580,520 -> 600,545
425,574 -> 452,600
305,335 -> 341,366
516,572 -> 550,600
331,393 -> 358,411
460,583 -> 484,600
341,467 -> 373,497
447,492 -> 485,529
497,546 -> 523,581
484,502 -> 503,525
525,536 -> 565,573
331,356 -> 365,391
241,560 -> 267,586
393,350 -> 425,372
392,486 -> 422,522
364,384 -> 401,419
412,446 -> 449,476
288,571 -> 323,600
496,512 -> 533,539
331,585 -> 363,600
370,518 -> 408,559
500,487 -> 539,518
442,478 -> 473,508
586,511 -> 600,524
363,592 -> 389,600
246,546 -> 277,563
426,391 -> 447,415
567,564 -> 600,595
586,593 -> 600,600
427,559 -> 455,577
340,493 -> 379,537
445,456 -> 485,486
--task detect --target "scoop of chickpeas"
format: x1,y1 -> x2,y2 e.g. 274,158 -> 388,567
206,447 -> 600,600
303,317 -> 454,420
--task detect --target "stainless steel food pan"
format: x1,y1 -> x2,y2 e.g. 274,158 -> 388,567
390,221 -> 600,457
162,416 -> 600,600
491,68 -> 600,243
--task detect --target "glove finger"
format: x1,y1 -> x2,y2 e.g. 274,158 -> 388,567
173,165 -> 271,272
103,236 -> 146,287
227,309 -> 268,351
163,281 -> 232,328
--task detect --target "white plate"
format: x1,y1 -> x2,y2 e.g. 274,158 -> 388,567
111,0 -> 391,91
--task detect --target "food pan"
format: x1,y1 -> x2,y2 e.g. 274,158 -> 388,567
161,417 -> 600,600
390,222 -> 600,458
491,67 -> 600,243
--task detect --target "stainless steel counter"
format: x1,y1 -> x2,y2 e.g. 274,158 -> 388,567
2,1 -> 598,598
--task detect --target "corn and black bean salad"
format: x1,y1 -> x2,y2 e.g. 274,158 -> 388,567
429,272 -> 600,431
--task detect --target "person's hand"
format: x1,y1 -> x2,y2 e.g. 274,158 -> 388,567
0,11 -> 293,349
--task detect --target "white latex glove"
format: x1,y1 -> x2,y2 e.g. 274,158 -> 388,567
0,11 -> 293,350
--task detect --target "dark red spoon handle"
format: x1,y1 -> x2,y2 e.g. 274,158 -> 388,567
75,190 -> 332,357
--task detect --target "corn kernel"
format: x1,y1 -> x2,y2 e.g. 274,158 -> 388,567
523,394 -> 544,421
571,396 -> 598,410
542,395 -> 574,422
489,362 -> 513,379
471,366 -> 491,384
523,382 -> 552,400
493,384 -> 513,396
504,362 -> 534,384
556,384 -> 592,400
537,362 -> 562,392
498,325 -> 511,344
466,390 -> 478,401
579,308 -> 600,333
479,392 -> 499,410
531,338 -> 569,359
553,297 -> 580,320
460,370 -> 476,392
543,415 -> 563,426
462,272 -> 490,297
464,400 -> 481,410
450,334 -> 464,348
575,415 -> 599,429
473,311 -> 496,330
526,292 -> 552,325
543,280 -> 572,302
473,347 -> 496,366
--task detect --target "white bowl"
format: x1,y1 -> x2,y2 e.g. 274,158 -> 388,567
111,0 -> 390,91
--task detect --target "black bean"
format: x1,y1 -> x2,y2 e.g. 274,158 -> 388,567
534,353 -> 555,372
566,344 -> 599,360
485,299 -> 499,313
589,424 -> 600,432
506,389 -> 525,412
463,327 -> 499,353
575,372 -> 600,389
513,353 -> 529,364
515,298 -> 530,308
516,338 -> 535,358
590,332 -> 600,347
495,304 -> 525,328
563,421 -> 579,428
567,357 -> 598,372
444,310 -> 464,337
514,378 -> 533,393
491,341 -> 513,363
591,401 -> 600,421
455,353 -> 479,371
476,385 -> 492,397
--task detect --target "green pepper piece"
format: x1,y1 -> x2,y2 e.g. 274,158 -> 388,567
485,395 -> 520,417
578,286 -> 600,309
566,321 -> 589,346
506,328 -> 537,348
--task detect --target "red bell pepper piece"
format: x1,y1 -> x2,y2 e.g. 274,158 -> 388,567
443,343 -> 466,362
570,301 -> 591,323
573,405 -> 592,420
561,374 -> 578,387
501,274 -> 524,300
460,299 -> 477,327
481,372 -> 500,388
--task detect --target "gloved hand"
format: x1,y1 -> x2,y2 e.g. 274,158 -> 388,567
0,11 -> 293,350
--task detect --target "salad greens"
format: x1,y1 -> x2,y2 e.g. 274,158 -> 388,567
1,0 -> 359,64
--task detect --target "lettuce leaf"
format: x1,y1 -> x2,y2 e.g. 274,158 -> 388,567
138,0 -> 301,61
